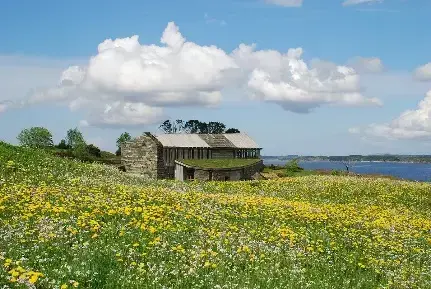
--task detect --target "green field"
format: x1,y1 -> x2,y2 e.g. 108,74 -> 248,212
1,141 -> 430,288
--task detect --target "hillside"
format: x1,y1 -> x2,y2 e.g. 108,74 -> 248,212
1,142 -> 431,288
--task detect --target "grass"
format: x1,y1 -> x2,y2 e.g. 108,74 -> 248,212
1,141 -> 431,288
262,165 -> 401,180
179,158 -> 261,169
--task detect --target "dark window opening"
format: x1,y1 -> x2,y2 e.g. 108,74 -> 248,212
186,168 -> 195,181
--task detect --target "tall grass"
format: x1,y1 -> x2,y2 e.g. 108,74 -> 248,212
1,142 -> 430,288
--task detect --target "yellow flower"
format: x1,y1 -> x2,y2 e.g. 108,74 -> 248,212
61,284 -> 68,289
28,274 -> 40,284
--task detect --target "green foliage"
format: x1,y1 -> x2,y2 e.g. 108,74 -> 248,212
159,119 -> 184,133
207,121 -> 226,134
184,120 -> 201,133
55,139 -> 70,150
66,128 -> 86,149
17,127 -> 54,148
159,119 -> 238,134
284,159 -> 304,176
225,128 -> 240,134
86,144 -> 102,158
331,170 -> 344,176
116,132 -> 132,156
116,132 -> 132,148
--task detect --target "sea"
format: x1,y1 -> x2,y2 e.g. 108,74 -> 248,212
263,159 -> 431,182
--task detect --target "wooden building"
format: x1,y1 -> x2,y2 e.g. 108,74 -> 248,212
121,132 -> 262,180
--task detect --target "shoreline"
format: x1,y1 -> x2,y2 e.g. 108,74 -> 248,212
262,159 -> 431,164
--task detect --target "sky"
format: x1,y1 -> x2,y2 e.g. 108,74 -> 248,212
1,0 -> 431,156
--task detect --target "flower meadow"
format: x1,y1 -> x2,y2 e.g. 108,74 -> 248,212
1,142 -> 431,289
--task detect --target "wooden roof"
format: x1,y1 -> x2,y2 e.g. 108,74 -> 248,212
154,133 -> 261,149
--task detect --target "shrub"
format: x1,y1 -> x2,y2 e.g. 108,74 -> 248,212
86,144 -> 102,158
285,159 -> 304,176
55,139 -> 71,150
331,170 -> 343,176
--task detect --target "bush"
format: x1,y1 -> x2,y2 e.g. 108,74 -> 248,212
55,139 -> 71,150
285,159 -> 304,176
86,144 -> 102,158
331,170 -> 344,176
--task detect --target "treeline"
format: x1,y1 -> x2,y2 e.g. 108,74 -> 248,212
16,127 -> 127,165
159,119 -> 240,134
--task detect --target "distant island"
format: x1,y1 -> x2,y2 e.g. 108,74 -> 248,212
262,154 -> 431,164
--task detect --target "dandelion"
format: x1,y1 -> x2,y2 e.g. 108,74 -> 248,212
1,142 -> 431,288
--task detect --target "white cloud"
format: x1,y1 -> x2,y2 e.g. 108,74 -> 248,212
348,57 -> 384,74
264,0 -> 303,7
343,0 -> 383,6
414,63 -> 431,82
11,22 -> 380,126
85,102 -> 164,127
29,22 -> 238,127
232,45 -> 381,113
352,90 -> 431,140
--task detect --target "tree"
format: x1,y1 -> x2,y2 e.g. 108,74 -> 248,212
17,127 -> 54,148
56,139 -> 70,150
184,120 -> 201,133
66,128 -> 85,149
174,119 -> 185,133
116,132 -> 132,156
159,120 -> 174,134
225,128 -> 240,134
207,122 -> 226,134
159,119 -> 234,134
196,122 -> 207,134
159,119 -> 186,133
86,144 -> 101,158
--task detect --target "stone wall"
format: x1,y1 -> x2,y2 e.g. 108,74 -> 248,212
194,169 -> 210,181
242,160 -> 264,179
212,170 -> 241,181
121,133 -> 164,179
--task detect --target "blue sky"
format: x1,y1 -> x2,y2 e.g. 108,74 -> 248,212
1,0 -> 431,155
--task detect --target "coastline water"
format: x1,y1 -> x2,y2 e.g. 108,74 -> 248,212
263,159 -> 431,182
